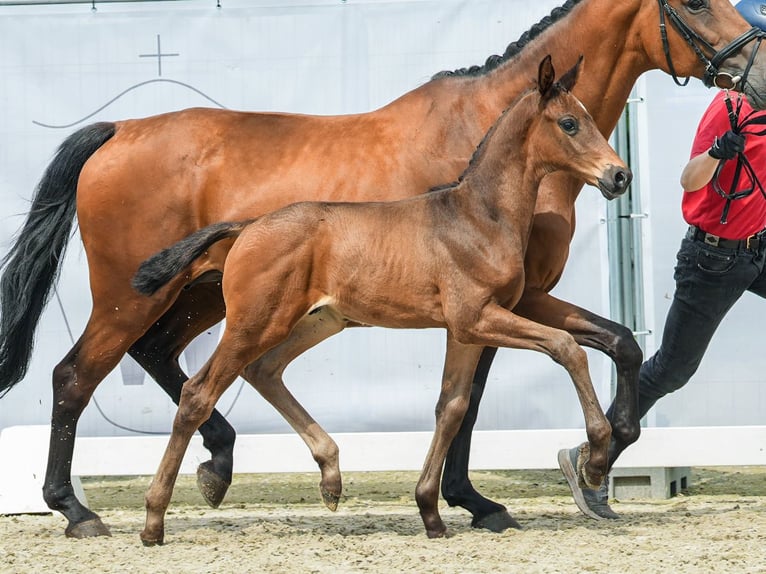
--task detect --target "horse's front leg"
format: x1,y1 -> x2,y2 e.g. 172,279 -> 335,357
441,346 -> 522,532
514,289 -> 642,464
416,336 -> 484,538
129,282 -> 236,508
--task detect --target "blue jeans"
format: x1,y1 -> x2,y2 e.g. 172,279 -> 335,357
635,233 -> 766,418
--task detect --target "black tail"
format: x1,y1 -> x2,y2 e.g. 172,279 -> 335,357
0,122 -> 116,397
132,220 -> 251,297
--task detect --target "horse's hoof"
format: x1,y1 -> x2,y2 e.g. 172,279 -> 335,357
320,486 -> 340,512
425,527 -> 449,539
65,517 -> 112,538
196,460 -> 231,508
472,510 -> 523,532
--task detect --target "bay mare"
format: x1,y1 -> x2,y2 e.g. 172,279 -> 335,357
132,57 -> 631,543
0,0 -> 764,537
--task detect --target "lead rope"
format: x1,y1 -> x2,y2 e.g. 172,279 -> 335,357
711,36 -> 766,224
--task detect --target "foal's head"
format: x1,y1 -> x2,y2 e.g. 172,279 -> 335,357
521,55 -> 632,199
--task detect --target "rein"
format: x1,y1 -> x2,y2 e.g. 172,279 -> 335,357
711,89 -> 766,223
657,0 -> 765,88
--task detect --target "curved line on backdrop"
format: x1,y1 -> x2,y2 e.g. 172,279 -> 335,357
32,78 -> 228,129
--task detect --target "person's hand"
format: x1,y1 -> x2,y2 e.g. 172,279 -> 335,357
708,130 -> 746,160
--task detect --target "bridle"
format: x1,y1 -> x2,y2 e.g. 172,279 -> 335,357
657,0 -> 766,89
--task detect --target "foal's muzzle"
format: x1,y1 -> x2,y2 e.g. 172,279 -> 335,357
597,165 -> 632,200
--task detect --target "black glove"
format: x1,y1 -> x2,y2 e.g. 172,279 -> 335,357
709,130 -> 746,160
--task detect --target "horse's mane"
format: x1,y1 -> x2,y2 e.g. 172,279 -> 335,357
431,0 -> 582,79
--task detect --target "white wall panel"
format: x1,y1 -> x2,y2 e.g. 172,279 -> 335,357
0,0 -> 611,438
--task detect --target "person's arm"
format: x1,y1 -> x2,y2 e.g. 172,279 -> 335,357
679,130 -> 745,192
680,152 -> 720,192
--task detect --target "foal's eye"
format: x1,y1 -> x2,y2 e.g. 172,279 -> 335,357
559,117 -> 579,135
685,0 -> 708,14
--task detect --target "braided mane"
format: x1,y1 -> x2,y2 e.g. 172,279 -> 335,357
432,0 -> 582,79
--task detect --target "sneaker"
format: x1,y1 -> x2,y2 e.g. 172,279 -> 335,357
558,444 -> 619,520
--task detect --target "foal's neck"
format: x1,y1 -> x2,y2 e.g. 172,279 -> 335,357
454,109 -> 543,236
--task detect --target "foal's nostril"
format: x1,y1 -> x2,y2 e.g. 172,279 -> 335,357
613,168 -> 632,190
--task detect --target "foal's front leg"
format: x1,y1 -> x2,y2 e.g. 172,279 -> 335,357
457,303 -> 611,490
513,289 -> 642,465
415,336 -> 484,538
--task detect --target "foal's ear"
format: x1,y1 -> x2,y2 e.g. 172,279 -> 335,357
558,55 -> 583,93
537,55 -> 555,98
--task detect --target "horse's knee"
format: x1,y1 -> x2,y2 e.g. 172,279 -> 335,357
613,326 -> 643,371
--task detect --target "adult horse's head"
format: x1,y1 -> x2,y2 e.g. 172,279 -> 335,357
531,56 -> 632,200
639,0 -> 766,109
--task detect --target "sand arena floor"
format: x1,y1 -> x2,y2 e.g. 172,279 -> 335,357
1,467 -> 765,574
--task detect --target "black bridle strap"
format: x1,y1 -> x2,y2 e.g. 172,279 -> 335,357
657,0 -> 766,88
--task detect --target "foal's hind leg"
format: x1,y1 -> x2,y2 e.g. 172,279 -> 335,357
129,282 -> 236,508
241,307 -> 349,511
142,332 -> 253,546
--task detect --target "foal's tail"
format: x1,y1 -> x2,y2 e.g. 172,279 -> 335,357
132,220 -> 252,297
0,122 -> 116,398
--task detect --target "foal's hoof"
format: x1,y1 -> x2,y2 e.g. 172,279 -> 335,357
574,442 -> 602,490
196,460 -> 231,508
320,486 -> 340,512
65,517 -> 112,538
139,531 -> 164,547
472,510 -> 523,532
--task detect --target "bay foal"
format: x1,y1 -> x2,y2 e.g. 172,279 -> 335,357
133,56 -> 630,543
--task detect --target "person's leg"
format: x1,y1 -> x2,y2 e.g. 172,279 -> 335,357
562,237 -> 760,519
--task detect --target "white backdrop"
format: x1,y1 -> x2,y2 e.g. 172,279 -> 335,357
0,0 -> 614,438
637,70 -> 766,428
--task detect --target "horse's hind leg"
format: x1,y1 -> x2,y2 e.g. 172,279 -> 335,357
44,303 -> 169,538
129,282 -> 236,508
241,307 -> 348,511
441,346 -> 522,532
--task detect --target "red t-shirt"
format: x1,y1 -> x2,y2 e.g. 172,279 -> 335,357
682,90 -> 766,239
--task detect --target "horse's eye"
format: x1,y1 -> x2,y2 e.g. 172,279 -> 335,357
559,117 -> 579,135
685,0 -> 708,13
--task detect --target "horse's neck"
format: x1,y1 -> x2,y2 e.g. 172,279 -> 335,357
411,0 -> 650,151
485,3 -> 649,134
